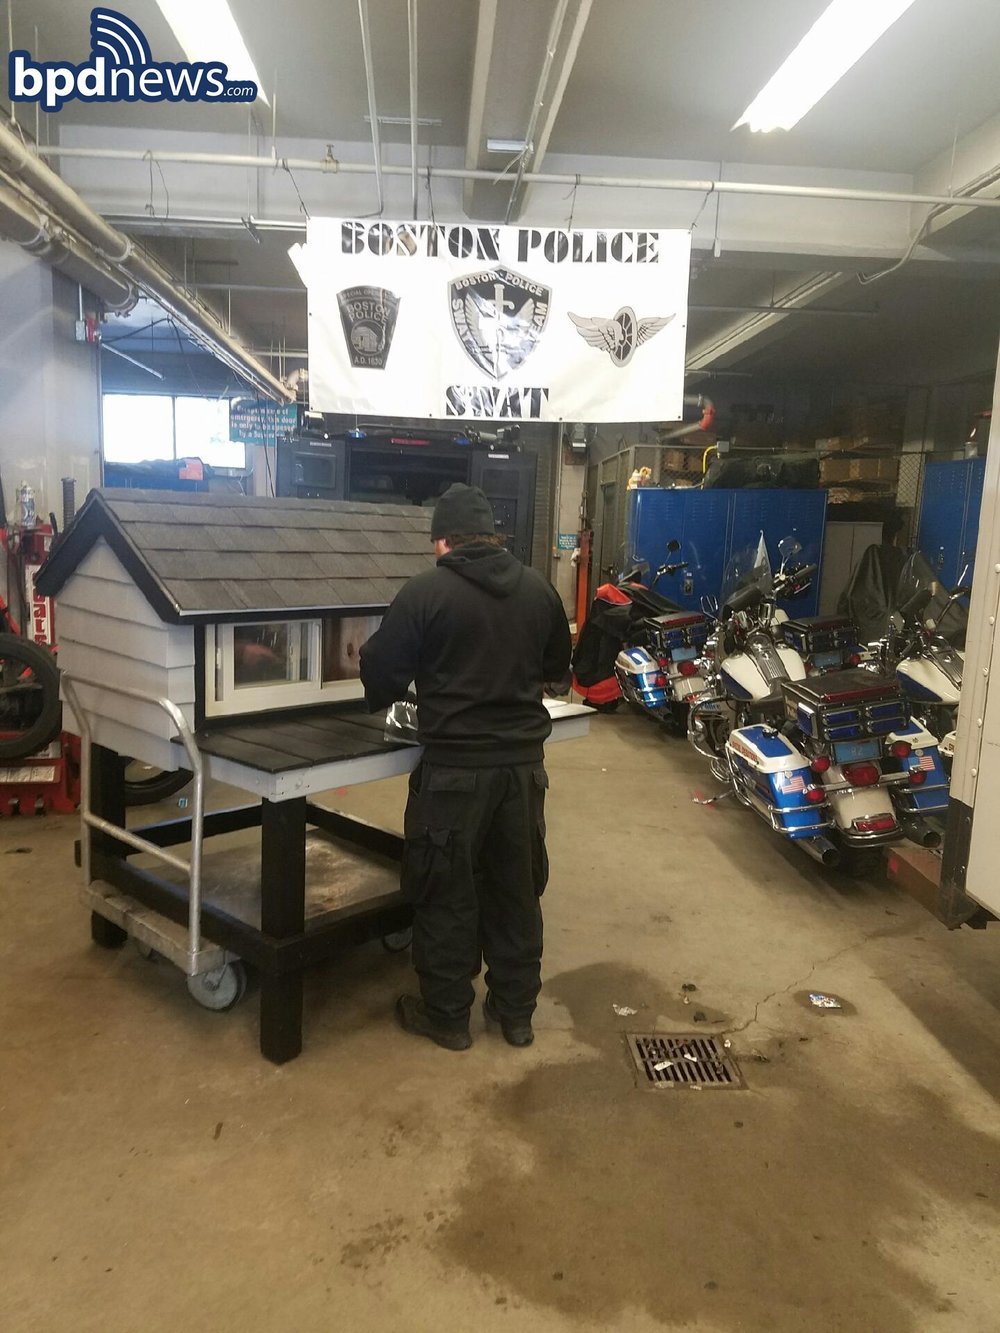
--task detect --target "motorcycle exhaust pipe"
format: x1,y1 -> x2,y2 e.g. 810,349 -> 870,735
901,817 -> 942,850
799,835 -> 841,868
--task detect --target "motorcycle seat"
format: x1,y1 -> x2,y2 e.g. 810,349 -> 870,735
745,693 -> 785,718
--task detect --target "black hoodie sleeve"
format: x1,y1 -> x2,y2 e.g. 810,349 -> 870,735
359,588 -> 422,712
543,587 -> 572,687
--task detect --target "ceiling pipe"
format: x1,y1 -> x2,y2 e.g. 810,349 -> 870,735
658,395 -> 716,441
504,0 -> 572,223
407,0 -> 419,219
38,143 -> 1000,213
0,123 -> 131,262
0,120 -> 292,400
357,0 -> 384,216
0,182 -> 135,308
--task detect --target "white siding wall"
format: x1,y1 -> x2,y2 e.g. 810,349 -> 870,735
57,539 -> 197,770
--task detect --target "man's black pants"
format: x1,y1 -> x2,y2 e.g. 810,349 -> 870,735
400,760 -> 549,1030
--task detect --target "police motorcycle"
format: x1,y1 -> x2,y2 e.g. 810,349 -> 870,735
688,537 -> 945,869
866,552 -> 969,773
612,540 -> 710,730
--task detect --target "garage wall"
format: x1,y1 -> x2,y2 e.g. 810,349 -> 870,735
0,246 -> 101,615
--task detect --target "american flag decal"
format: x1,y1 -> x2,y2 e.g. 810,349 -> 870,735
914,751 -> 935,771
779,772 -> 807,793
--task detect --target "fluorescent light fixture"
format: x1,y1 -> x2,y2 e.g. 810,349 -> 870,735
734,0 -> 917,132
154,0 -> 269,105
365,115 -> 442,127
486,138 -> 527,155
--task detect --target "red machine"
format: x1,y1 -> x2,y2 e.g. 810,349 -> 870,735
0,480 -> 79,816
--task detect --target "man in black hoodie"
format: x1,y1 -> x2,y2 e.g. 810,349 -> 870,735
360,483 -> 571,1052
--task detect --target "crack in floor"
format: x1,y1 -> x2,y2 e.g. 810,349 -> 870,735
728,924 -> 903,1035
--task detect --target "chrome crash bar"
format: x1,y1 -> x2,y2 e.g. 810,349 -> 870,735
60,673 -> 205,967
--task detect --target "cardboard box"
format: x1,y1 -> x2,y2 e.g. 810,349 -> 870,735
851,401 -> 905,438
820,456 -> 899,485
661,448 -> 699,473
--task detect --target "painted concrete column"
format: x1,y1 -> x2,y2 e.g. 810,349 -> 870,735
0,245 -> 101,537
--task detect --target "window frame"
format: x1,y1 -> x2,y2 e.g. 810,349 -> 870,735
205,619 -> 365,720
101,392 -> 245,470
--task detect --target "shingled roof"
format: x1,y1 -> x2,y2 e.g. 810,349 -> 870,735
36,489 -> 436,624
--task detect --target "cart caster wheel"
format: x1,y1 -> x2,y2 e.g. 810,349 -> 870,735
382,928 -> 413,953
186,962 -> 248,1012
91,912 -> 128,949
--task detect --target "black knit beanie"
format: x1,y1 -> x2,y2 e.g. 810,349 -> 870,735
430,483 -> 496,540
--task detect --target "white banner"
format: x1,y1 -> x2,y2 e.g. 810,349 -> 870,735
289,220 -> 691,423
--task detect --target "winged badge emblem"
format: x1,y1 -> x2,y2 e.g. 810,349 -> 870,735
568,307 -> 674,367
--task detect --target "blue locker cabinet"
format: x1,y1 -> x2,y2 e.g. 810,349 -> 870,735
917,459 -> 986,590
627,487 -> 827,616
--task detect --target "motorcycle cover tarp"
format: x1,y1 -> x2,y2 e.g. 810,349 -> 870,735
703,455 -> 820,490
572,583 -> 634,700
837,541 -> 909,645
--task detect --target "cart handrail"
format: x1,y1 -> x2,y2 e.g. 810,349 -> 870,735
60,672 -> 205,964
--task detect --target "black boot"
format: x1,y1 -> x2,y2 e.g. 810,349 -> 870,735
483,992 -> 534,1047
395,995 -> 472,1051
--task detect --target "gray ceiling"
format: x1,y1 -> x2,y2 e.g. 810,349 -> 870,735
11,0 -> 1000,389
20,0 -> 1000,169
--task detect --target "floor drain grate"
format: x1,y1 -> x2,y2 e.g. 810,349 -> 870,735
626,1033 -> 745,1090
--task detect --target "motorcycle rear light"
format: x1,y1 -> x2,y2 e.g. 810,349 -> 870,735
843,761 -> 881,788
678,660 -> 699,677
853,815 -> 897,833
847,653 -> 862,667
910,768 -> 927,786
805,786 -> 826,804
889,741 -> 912,759
810,755 -> 831,773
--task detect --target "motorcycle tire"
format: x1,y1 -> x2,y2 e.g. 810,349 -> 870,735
0,634 -> 62,761
123,762 -> 192,807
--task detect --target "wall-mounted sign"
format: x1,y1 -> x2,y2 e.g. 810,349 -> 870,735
557,532 -> 578,551
290,221 -> 691,423
230,400 -> 299,448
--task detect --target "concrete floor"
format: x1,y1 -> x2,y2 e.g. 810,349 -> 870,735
2,711 -> 1000,1332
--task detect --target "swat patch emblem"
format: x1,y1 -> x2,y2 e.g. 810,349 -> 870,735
568,307 -> 674,367
337,286 -> 400,369
450,267 -> 550,380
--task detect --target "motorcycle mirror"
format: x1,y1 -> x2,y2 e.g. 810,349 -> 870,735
778,536 -> 802,562
666,538 -> 681,553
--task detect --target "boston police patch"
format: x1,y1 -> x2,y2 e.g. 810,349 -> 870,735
337,285 -> 400,369
449,267 -> 550,380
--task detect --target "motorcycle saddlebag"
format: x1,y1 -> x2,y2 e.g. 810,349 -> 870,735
781,615 -> 858,657
648,609 -> 709,654
782,668 -> 909,742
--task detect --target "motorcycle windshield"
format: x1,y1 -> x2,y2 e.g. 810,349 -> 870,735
720,538 -> 773,608
894,552 -> 938,613
896,552 -> 968,645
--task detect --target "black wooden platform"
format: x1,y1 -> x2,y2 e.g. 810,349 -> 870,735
88,736 -> 411,1065
175,701 -> 408,774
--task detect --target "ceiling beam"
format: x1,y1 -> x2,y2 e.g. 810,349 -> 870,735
516,0 -> 594,219
685,272 -> 854,371
462,0 -> 498,218
408,0 -> 419,219
504,0 -> 573,222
